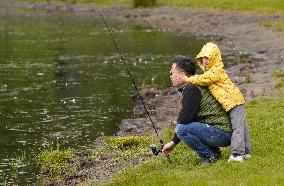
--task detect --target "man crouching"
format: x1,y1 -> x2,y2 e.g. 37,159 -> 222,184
162,56 -> 232,164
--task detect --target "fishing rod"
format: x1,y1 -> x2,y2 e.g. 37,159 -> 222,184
97,10 -> 172,164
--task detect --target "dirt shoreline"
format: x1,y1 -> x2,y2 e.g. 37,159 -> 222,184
1,2 -> 284,185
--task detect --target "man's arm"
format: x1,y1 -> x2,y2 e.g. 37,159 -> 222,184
171,85 -> 202,144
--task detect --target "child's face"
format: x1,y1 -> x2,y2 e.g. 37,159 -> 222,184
202,57 -> 209,68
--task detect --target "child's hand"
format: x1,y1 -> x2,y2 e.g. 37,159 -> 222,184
174,73 -> 188,85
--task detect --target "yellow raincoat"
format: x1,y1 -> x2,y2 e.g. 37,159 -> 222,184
187,42 -> 245,112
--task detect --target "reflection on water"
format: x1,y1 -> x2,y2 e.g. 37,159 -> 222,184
0,8 -> 206,184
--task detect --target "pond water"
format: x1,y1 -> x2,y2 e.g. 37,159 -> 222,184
0,8 -> 209,184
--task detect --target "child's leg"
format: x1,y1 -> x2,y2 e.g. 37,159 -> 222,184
244,120 -> 251,154
229,105 -> 246,155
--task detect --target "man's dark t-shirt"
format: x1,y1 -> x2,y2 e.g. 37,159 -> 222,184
172,84 -> 202,144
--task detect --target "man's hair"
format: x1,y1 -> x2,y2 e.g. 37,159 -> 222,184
172,55 -> 196,76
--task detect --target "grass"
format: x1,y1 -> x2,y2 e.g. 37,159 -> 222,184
104,95 -> 284,186
133,0 -> 156,7
243,74 -> 254,83
272,70 -> 284,78
260,20 -> 284,34
104,136 -> 151,150
37,136 -> 155,184
37,143 -> 76,178
92,136 -> 154,163
159,0 -> 284,14
4,0 -> 284,14
275,79 -> 284,89
272,69 -> 284,89
0,171 -> 8,185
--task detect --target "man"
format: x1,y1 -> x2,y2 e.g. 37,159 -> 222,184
162,56 -> 232,164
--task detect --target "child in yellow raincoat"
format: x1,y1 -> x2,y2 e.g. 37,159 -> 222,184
175,42 -> 251,162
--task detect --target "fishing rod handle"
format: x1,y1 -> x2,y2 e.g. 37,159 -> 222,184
160,140 -> 173,164
166,155 -> 173,164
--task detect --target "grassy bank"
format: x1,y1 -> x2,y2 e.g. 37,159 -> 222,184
36,136 -> 156,184
3,0 -> 284,14
105,94 -> 284,186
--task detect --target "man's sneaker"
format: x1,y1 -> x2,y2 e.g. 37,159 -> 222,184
243,154 -> 251,159
199,158 -> 211,166
200,152 -> 222,166
211,151 -> 222,161
228,154 -> 243,163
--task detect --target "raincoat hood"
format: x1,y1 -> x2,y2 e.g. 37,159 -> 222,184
186,42 -> 245,111
196,42 -> 223,71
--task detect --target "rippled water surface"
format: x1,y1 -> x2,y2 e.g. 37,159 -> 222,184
0,8 -> 207,184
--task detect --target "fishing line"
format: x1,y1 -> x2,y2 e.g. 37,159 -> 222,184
98,10 -> 158,136
97,10 -> 172,164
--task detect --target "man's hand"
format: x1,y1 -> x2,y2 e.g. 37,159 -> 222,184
162,141 -> 176,156
173,73 -> 188,85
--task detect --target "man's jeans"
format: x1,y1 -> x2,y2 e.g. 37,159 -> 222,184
175,122 -> 232,159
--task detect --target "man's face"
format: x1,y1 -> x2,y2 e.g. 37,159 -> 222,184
170,63 -> 185,87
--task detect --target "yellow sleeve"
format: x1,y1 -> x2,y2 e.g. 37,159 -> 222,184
187,67 -> 220,86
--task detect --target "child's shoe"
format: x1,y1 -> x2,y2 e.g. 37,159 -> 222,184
243,154 -> 251,159
228,154 -> 243,163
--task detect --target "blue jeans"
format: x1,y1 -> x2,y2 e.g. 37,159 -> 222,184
175,122 -> 232,159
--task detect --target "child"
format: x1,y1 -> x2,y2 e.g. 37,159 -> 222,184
175,42 -> 251,162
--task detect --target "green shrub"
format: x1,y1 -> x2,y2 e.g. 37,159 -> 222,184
133,0 -> 156,7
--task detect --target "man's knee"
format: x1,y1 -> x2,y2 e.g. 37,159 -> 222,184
175,124 -> 186,138
178,122 -> 207,139
175,123 -> 200,138
187,122 -> 203,129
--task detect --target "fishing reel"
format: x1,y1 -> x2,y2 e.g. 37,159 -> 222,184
151,139 -> 165,156
150,144 -> 161,156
